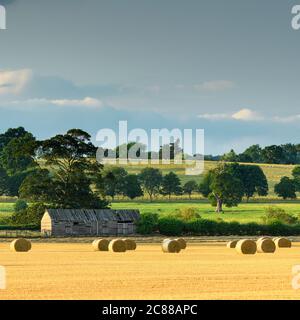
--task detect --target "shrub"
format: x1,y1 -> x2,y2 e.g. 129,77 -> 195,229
240,222 -> 261,236
266,221 -> 290,236
136,212 -> 158,234
136,211 -> 300,236
184,219 -> 205,235
158,217 -> 185,236
11,202 -> 45,226
262,206 -> 298,225
14,199 -> 28,212
227,221 -> 241,235
185,219 -> 219,236
175,207 -> 201,221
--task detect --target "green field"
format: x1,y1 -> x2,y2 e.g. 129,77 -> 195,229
111,201 -> 300,224
0,203 -> 14,225
0,200 -> 299,225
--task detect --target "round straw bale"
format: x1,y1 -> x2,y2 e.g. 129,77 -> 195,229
274,237 -> 292,248
10,238 -> 31,252
108,239 -> 126,252
175,238 -> 187,249
122,239 -> 137,250
235,239 -> 257,255
92,239 -> 109,251
257,238 -> 276,253
27,240 -> 32,251
162,239 -> 181,253
227,240 -> 238,248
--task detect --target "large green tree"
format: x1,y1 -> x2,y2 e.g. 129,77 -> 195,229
199,163 -> 244,212
239,144 -> 262,163
183,180 -> 198,200
0,127 -> 29,151
123,174 -> 143,200
0,127 -> 38,196
274,177 -> 297,200
139,167 -> 163,202
261,145 -> 285,164
161,172 -> 182,200
238,165 -> 268,201
36,129 -> 107,208
19,169 -> 55,202
101,167 -> 128,199
0,132 -> 37,175
292,166 -> 300,191
7,170 -> 34,197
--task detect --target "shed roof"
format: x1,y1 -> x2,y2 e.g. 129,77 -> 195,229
45,209 -> 140,223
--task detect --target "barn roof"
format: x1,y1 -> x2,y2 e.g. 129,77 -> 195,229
45,209 -> 140,223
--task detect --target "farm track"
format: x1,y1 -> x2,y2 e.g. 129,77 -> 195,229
0,243 -> 300,300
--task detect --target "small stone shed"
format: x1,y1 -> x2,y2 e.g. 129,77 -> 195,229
41,209 -> 140,237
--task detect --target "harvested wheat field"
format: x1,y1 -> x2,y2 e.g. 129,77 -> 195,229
1,242 -> 300,300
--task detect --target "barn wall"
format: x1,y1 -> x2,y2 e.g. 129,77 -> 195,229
42,209 -> 140,237
41,212 -> 52,236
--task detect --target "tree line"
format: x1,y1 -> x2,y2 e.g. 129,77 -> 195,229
216,143 -> 300,165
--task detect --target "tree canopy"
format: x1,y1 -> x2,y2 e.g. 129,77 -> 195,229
199,163 -> 245,212
139,167 -> 163,202
274,177 -> 297,200
161,171 -> 182,199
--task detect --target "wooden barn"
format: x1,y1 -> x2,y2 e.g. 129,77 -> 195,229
41,209 -> 140,237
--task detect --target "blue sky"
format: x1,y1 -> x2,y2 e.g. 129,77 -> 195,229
0,0 -> 300,154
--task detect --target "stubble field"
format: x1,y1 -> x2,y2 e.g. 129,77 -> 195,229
0,242 -> 300,300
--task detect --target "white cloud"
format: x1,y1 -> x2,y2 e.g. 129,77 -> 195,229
0,69 -> 32,95
8,97 -> 103,109
194,80 -> 235,92
272,114 -> 300,123
232,108 -> 263,121
51,97 -> 102,108
198,108 -> 263,121
197,113 -> 229,120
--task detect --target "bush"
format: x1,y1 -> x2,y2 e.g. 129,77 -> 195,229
11,202 -> 46,226
240,222 -> 261,236
174,207 -> 201,221
262,206 -> 298,225
136,211 -> 300,236
267,221 -> 290,236
136,212 -> 158,234
180,218 -> 300,236
158,217 -> 185,236
184,219 -> 219,236
227,221 -> 241,235
14,199 -> 28,212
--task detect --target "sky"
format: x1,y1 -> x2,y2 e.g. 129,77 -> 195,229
0,0 -> 300,154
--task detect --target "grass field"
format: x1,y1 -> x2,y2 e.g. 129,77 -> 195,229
1,201 -> 300,225
112,201 -> 300,223
1,242 -> 300,300
0,203 -> 14,225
